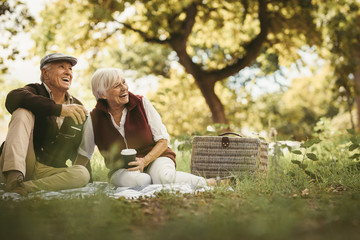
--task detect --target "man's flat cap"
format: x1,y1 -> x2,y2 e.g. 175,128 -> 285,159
40,53 -> 77,69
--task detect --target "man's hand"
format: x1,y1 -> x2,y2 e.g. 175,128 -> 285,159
61,104 -> 88,125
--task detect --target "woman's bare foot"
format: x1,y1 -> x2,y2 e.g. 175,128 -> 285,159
206,177 -> 232,186
206,178 -> 217,186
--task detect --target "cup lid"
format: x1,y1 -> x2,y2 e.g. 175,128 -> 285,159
121,149 -> 137,155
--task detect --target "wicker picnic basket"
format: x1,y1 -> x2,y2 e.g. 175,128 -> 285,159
190,132 -> 269,178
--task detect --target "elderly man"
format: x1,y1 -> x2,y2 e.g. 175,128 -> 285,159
0,53 -> 90,195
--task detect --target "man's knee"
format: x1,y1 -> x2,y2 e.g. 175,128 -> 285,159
68,165 -> 90,187
11,108 -> 35,124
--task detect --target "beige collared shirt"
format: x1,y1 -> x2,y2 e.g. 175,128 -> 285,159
43,83 -> 72,129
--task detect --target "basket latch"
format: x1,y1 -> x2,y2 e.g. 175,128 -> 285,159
221,137 -> 230,148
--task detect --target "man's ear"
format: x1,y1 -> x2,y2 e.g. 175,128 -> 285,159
41,68 -> 48,81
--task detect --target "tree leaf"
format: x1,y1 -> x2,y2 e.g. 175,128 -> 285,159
287,171 -> 296,177
347,128 -> 356,135
349,143 -> 359,151
349,153 -> 360,160
301,163 -> 308,170
291,160 -> 301,165
291,150 -> 302,155
301,138 -> 321,148
350,136 -> 359,144
306,153 -> 319,161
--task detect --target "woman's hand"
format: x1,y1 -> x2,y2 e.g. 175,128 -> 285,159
127,157 -> 147,172
126,139 -> 167,172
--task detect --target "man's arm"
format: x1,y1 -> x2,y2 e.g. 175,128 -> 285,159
5,84 -> 62,116
74,154 -> 90,166
6,84 -> 87,124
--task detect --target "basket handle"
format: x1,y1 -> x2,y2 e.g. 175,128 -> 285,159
219,132 -> 243,148
218,132 -> 243,137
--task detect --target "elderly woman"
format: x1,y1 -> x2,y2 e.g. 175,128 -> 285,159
75,68 -> 213,187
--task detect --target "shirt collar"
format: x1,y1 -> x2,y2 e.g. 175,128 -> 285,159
43,82 -> 73,104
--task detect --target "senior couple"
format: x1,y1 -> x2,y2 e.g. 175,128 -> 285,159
0,53 -> 214,195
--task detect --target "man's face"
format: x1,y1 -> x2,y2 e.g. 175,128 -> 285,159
42,61 -> 73,92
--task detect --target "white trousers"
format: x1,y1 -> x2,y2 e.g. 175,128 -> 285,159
110,157 -> 207,188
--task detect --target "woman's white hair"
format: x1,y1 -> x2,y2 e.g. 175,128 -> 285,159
91,68 -> 124,100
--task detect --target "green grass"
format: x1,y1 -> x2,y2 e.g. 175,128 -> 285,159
1,185 -> 360,240
1,134 -> 360,240
90,150 -> 108,182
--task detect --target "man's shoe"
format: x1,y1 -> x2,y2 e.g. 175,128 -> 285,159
5,171 -> 27,196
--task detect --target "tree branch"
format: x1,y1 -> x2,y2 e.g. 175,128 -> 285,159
182,2 -> 198,40
118,21 -> 169,44
209,0 -> 269,81
168,2 -> 205,79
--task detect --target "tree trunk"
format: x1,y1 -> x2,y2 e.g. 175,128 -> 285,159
196,77 -> 228,124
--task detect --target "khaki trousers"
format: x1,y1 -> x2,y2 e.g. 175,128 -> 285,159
0,109 -> 90,192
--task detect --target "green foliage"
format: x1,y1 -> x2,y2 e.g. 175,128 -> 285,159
0,76 -> 26,119
271,118 -> 360,187
251,65 -> 341,140
26,0 -> 359,139
315,0 -> 360,129
288,137 -> 322,181
346,128 -> 360,164
147,70 -> 214,137
0,0 -> 35,73
32,0 -> 324,125
90,151 -> 108,181
111,34 -> 172,78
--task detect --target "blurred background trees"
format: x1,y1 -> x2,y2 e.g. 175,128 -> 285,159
0,0 -> 35,123
0,0 -> 34,73
1,0 -> 360,141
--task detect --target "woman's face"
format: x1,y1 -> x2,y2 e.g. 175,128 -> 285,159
104,77 -> 129,108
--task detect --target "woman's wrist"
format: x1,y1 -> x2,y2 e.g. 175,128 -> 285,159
143,153 -> 155,167
141,157 -> 149,167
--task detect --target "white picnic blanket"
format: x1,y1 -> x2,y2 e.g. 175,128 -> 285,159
0,182 -> 216,201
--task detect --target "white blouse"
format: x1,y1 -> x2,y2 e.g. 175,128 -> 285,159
77,96 -> 170,160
